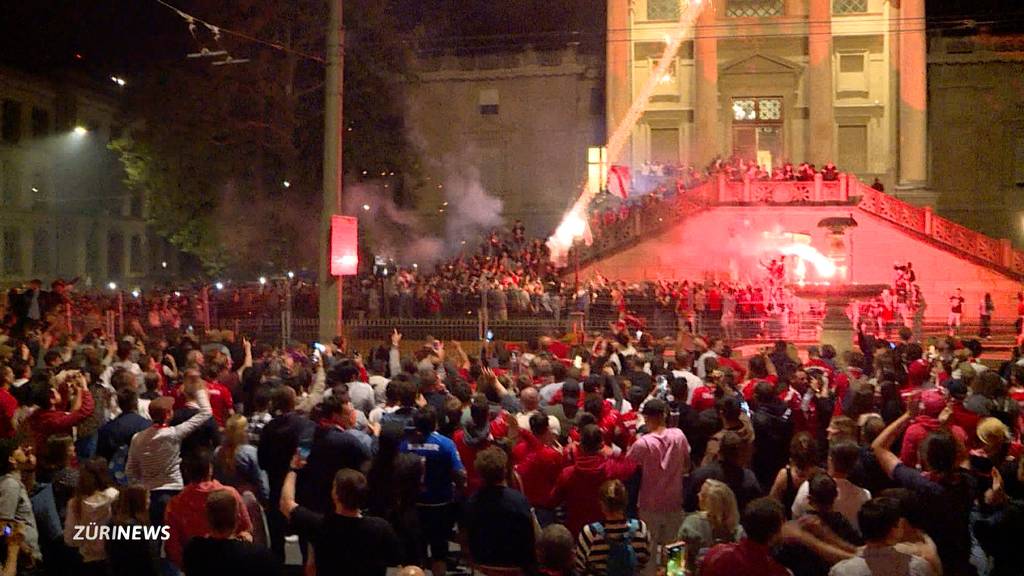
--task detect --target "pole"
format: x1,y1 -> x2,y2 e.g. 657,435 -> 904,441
319,0 -> 345,342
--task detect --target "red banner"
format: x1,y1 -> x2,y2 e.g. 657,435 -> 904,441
330,215 -> 359,276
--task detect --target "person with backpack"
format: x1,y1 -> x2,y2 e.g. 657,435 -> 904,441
574,479 -> 650,576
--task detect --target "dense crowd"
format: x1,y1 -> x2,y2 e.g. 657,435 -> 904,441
4,293 -> 1024,576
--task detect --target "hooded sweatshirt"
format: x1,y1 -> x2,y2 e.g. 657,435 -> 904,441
899,416 -> 968,468
454,422 -> 494,495
512,429 -> 565,507
63,487 -> 119,563
548,452 -> 637,535
626,427 -> 691,511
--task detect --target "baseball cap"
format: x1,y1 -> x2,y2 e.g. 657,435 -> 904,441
977,417 -> 1010,447
920,389 -> 946,418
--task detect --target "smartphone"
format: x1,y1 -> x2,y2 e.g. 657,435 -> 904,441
664,541 -> 686,576
313,342 -> 326,353
485,330 -> 494,342
573,355 -> 583,369
1,524 -> 11,537
636,330 -> 643,340
297,438 -> 313,460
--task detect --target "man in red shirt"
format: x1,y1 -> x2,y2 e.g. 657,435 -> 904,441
453,395 -> 499,495
0,365 -> 18,439
513,413 -> 565,526
903,344 -> 931,391
702,497 -> 791,576
27,370 -> 94,454
165,448 -> 253,568
548,424 -> 637,535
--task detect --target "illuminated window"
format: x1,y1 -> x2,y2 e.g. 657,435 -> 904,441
726,0 -> 784,17
732,99 -> 757,122
833,0 -> 868,14
647,0 -> 680,21
758,99 -> 782,121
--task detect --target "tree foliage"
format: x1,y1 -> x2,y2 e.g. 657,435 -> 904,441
112,0 -> 419,276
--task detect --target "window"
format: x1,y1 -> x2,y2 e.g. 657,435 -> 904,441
31,108 -> 49,138
726,0 -> 784,17
647,0 -> 680,21
479,89 -> 499,116
130,235 -> 143,274
838,125 -> 868,173
833,0 -> 868,14
2,228 -> 22,275
32,229 -> 50,275
2,100 -> 22,144
1014,134 -> 1024,186
108,232 -> 124,276
732,97 -> 784,122
1,161 -> 19,206
836,52 -> 869,93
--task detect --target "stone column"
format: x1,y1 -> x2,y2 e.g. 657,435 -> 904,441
694,3 -> 719,168
898,0 -> 928,187
808,0 -> 834,166
606,0 -> 632,162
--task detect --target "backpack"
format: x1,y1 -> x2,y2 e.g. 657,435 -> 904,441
590,519 -> 639,576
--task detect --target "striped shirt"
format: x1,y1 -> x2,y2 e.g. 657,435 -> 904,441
575,518 -> 651,575
127,390 -> 213,491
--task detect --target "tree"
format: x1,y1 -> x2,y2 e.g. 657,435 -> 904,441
112,0 -> 420,276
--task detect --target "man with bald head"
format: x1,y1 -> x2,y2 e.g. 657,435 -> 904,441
517,386 -> 561,436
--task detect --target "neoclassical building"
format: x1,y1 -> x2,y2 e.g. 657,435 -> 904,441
607,0 -> 929,200
0,65 -> 182,288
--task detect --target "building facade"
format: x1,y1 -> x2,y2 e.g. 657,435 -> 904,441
608,0 -> 928,199
0,66 -> 181,289
929,34 -> 1024,245
405,46 -> 605,236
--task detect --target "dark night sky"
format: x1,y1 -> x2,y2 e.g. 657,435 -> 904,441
0,0 -> 1020,81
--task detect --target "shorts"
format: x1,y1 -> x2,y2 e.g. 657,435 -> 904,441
417,502 -> 456,561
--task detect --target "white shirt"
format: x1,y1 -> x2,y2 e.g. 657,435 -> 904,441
671,369 -> 703,405
516,410 -> 561,436
792,477 -> 871,530
696,351 -> 719,379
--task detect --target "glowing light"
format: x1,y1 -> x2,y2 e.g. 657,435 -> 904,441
287,271 -> 295,279
778,243 -> 837,278
72,126 -> 88,136
337,254 -> 357,268
660,74 -> 673,84
215,282 -> 224,290
107,282 -> 117,290
174,291 -> 181,297
131,289 -> 141,298
362,204 -> 370,211
282,180 -> 291,188
31,187 -> 38,193
259,276 -> 267,285
110,76 -> 126,87
412,263 -> 418,269
161,261 -> 168,268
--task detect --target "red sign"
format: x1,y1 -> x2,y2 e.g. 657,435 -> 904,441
330,215 -> 358,276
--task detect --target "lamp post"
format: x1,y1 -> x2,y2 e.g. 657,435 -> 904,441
319,0 -> 345,342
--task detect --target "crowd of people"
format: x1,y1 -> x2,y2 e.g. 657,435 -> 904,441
4,289 -> 1024,576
